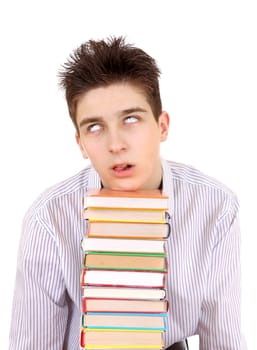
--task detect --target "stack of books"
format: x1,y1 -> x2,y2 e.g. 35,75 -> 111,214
80,189 -> 170,349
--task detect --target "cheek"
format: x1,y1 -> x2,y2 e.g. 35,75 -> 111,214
85,141 -> 106,161
136,132 -> 160,154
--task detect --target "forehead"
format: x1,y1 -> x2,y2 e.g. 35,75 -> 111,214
76,83 -> 151,119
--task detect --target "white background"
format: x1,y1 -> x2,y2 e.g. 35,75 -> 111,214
0,0 -> 256,348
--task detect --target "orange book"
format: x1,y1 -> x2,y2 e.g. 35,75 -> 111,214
83,252 -> 167,271
81,313 -> 167,331
80,329 -> 164,348
86,221 -> 171,239
81,297 -> 168,313
84,188 -> 169,210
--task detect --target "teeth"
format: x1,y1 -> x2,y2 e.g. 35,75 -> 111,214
114,164 -> 129,171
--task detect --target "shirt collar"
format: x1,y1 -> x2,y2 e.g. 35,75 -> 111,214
161,158 -> 174,215
87,166 -> 102,190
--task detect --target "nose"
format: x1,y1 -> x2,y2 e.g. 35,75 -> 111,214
107,129 -> 127,154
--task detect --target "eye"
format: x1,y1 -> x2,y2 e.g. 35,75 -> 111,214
124,115 -> 138,124
87,123 -> 102,133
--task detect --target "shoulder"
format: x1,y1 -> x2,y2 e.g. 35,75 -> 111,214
167,160 -> 236,194
163,159 -> 239,215
26,166 -> 92,217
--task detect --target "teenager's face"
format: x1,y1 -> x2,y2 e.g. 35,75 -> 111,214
76,83 -> 169,191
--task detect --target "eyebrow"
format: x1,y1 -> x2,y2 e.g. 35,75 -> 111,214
79,116 -> 103,128
78,107 -> 148,129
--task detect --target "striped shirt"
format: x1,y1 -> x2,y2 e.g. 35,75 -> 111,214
9,159 -> 246,349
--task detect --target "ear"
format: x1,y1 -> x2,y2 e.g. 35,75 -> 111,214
158,111 -> 170,142
75,133 -> 88,159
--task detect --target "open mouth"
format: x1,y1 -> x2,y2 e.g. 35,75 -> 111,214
112,164 -> 133,173
113,164 -> 132,171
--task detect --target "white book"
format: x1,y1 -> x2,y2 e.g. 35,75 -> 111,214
81,237 -> 165,253
81,286 -> 166,300
81,269 -> 165,288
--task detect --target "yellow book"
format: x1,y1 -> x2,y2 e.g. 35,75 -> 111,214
83,207 -> 167,224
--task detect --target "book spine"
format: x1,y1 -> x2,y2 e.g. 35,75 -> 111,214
81,286 -> 167,300
81,238 -> 165,253
81,313 -> 167,331
81,269 -> 166,288
86,220 -> 171,239
83,252 -> 167,272
82,327 -> 166,331
85,251 -> 166,257
84,312 -> 168,316
81,298 -> 168,313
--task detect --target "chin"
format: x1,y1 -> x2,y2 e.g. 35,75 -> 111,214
112,185 -> 139,191
109,181 -> 143,191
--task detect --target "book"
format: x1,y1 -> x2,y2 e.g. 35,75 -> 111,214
84,188 -> 169,210
81,298 -> 168,313
86,221 -> 171,239
81,238 -> 166,254
83,207 -> 167,223
81,286 -> 166,300
80,189 -> 170,349
81,269 -> 166,288
81,313 -> 167,331
80,329 -> 164,348
83,251 -> 167,271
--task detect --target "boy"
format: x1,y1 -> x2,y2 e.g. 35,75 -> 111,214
9,36 -> 245,349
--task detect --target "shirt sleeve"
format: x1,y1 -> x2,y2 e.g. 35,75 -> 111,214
197,195 -> 246,349
9,211 -> 69,349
